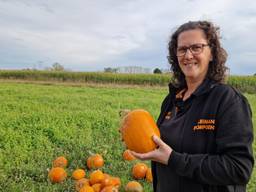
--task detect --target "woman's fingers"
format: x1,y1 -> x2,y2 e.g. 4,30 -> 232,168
130,135 -> 164,160
152,135 -> 165,147
130,150 -> 156,160
129,135 -> 173,165
130,135 -> 163,160
131,149 -> 169,165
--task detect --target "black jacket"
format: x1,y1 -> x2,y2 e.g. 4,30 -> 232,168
152,79 -> 254,192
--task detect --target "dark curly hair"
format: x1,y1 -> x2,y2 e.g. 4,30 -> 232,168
167,20 -> 228,88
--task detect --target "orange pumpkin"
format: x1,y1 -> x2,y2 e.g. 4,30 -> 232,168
101,174 -> 114,188
103,173 -> 111,178
125,181 -> 143,192
48,167 -> 67,183
120,109 -> 160,153
111,177 -> 121,188
79,185 -> 94,192
146,168 -> 153,183
87,154 -> 104,169
53,156 -> 68,168
91,183 -> 102,192
101,186 -> 119,192
132,163 -> 148,179
72,169 -> 86,180
75,178 -> 90,191
123,150 -> 136,161
89,170 -> 104,185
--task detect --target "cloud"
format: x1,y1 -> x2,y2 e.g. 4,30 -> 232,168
0,0 -> 255,74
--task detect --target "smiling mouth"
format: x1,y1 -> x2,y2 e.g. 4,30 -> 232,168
184,63 -> 197,67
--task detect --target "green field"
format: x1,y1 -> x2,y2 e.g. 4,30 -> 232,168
0,82 -> 255,192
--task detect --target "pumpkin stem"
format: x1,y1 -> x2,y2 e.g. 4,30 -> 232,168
119,109 -> 131,118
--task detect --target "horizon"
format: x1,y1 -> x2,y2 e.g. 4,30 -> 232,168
0,67 -> 255,76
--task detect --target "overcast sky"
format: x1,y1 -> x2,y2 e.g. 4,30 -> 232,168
0,0 -> 255,74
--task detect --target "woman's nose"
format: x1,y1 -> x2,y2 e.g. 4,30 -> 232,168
184,49 -> 194,59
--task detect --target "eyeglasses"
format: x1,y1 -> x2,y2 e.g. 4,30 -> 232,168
176,43 -> 209,57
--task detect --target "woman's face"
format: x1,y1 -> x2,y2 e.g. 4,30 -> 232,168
177,29 -> 212,83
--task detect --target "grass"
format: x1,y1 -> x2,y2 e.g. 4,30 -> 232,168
0,82 -> 255,192
245,93 -> 256,191
0,82 -> 166,192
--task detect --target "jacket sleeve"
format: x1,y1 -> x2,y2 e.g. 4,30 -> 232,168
167,94 -> 254,185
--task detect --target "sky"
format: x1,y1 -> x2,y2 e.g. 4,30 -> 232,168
0,0 -> 255,75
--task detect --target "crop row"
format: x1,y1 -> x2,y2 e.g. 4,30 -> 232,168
0,70 -> 255,93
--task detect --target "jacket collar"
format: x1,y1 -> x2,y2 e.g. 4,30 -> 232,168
192,78 -> 218,97
168,78 -> 218,97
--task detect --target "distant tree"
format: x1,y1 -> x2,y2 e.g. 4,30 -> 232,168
22,68 -> 32,71
104,67 -> 118,73
153,68 -> 162,74
254,73 -> 256,76
104,67 -> 112,72
50,63 -> 65,71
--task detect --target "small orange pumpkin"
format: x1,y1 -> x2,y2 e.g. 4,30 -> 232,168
146,168 -> 153,183
101,186 -> 119,192
91,183 -> 102,192
101,174 -> 114,188
79,185 -> 94,192
111,177 -> 121,188
125,181 -> 143,192
123,150 -> 136,161
75,178 -> 90,191
72,169 -> 86,180
120,109 -> 160,153
48,167 -> 67,183
132,163 -> 148,179
103,173 -> 111,178
89,170 -> 104,185
87,154 -> 104,169
53,156 -> 68,168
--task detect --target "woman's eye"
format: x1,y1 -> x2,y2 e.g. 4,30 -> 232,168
178,48 -> 186,52
191,45 -> 201,51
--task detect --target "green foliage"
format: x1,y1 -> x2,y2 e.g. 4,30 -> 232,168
0,70 -> 255,94
0,82 -> 255,192
0,70 -> 169,86
244,93 -> 256,192
153,68 -> 162,74
50,63 -> 65,71
227,76 -> 256,94
104,67 -> 118,73
0,82 -> 167,191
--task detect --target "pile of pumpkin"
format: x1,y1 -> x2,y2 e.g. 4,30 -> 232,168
48,151 -> 152,192
48,109 -> 159,192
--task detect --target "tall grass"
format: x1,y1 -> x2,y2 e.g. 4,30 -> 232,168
0,70 -> 168,86
0,70 -> 255,93
227,76 -> 256,94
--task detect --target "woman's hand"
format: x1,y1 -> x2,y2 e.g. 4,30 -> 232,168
130,135 -> 173,165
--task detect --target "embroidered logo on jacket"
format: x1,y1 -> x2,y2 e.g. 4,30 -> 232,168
193,119 -> 215,131
176,89 -> 186,99
165,111 -> 172,119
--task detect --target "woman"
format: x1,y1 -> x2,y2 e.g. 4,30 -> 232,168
131,21 -> 254,192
